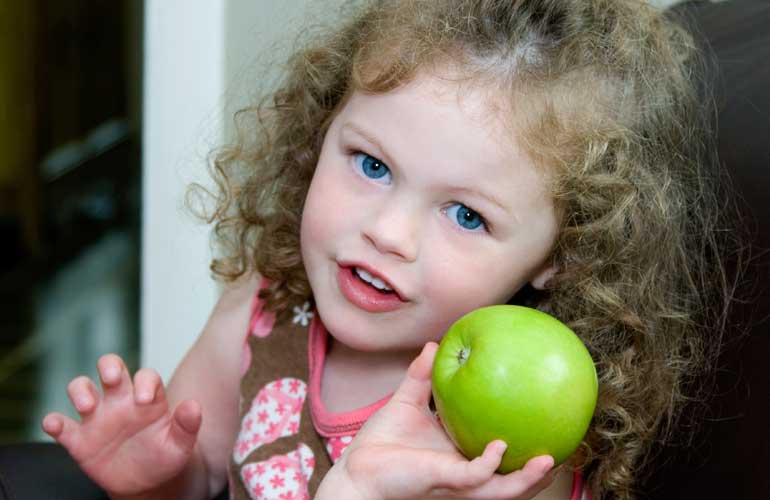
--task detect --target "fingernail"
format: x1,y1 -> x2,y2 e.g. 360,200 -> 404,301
42,416 -> 58,433
104,367 -> 119,382
76,396 -> 91,410
137,390 -> 153,403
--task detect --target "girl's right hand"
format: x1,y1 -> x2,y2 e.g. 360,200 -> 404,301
317,343 -> 560,500
41,354 -> 202,499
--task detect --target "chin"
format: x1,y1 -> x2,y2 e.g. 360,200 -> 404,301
318,309 -> 412,352
321,312 -> 383,350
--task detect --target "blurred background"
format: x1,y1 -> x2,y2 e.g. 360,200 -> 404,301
0,1 -> 142,444
0,0 -> 344,446
0,0 -> 686,446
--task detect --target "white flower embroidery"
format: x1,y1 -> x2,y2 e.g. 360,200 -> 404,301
292,302 -> 313,326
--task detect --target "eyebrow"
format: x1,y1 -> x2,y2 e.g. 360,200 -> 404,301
340,122 -> 389,162
448,186 -> 510,216
341,122 -> 512,217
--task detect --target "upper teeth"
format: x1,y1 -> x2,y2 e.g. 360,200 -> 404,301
355,267 -> 393,292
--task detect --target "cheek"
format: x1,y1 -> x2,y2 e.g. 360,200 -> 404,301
300,195 -> 323,245
421,251 -> 528,331
300,161 -> 360,258
300,172 -> 333,262
420,258 -> 496,330
302,163 -> 337,231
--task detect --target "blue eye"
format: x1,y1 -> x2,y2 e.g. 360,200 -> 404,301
354,153 -> 391,183
446,203 -> 486,231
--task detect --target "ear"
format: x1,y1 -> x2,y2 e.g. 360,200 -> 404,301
529,261 -> 558,290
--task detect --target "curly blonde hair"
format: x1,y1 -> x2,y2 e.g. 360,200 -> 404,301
198,1 -> 740,497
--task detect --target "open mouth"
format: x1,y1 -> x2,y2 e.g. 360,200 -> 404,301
352,266 -> 395,294
336,263 -> 407,313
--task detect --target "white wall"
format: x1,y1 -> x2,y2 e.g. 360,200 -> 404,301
141,1 -> 341,380
142,1 -> 224,380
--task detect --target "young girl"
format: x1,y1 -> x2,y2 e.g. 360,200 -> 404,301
41,1 -> 736,499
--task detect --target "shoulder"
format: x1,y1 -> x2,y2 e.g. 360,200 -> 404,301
199,272 -> 262,347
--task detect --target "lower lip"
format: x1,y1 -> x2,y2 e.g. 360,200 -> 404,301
336,266 -> 406,313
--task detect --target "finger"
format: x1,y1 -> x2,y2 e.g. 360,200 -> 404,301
438,440 -> 507,490
393,342 -> 438,408
41,412 -> 81,451
66,376 -> 100,415
487,455 -> 555,499
167,399 -> 202,453
519,454 -> 556,481
133,368 -> 165,405
450,454 -> 556,500
518,455 -> 559,491
97,354 -> 132,398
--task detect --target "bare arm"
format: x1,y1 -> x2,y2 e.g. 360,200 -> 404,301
165,273 -> 260,497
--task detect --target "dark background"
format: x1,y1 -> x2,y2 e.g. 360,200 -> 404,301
0,0 -> 143,444
640,1 -> 770,498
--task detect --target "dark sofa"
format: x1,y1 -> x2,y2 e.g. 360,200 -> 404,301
640,0 -> 770,497
1,1 -> 768,498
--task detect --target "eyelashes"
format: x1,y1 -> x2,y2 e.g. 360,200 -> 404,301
444,203 -> 486,232
351,151 -> 490,234
354,152 -> 391,183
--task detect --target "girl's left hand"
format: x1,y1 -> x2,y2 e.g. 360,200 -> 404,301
317,342 -> 559,500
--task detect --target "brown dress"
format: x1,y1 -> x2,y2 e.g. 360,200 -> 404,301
227,284 -> 389,500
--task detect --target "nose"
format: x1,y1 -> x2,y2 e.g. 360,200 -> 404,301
361,200 -> 419,262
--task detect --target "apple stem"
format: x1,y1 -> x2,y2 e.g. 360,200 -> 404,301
457,347 -> 470,366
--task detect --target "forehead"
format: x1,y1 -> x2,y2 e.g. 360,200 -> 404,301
335,74 -> 552,209
347,72 -> 513,142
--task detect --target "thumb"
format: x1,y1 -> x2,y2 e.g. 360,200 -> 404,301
393,342 -> 439,408
167,399 -> 202,453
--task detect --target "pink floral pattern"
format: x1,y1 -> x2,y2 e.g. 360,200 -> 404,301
234,378 -> 308,464
323,435 -> 353,463
240,443 -> 315,500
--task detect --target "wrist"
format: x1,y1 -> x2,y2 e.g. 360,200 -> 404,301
317,459 -> 380,500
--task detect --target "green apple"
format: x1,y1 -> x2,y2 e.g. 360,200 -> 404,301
431,305 -> 597,473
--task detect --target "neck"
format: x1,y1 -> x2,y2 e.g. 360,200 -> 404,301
321,336 -> 419,413
325,337 -> 420,372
